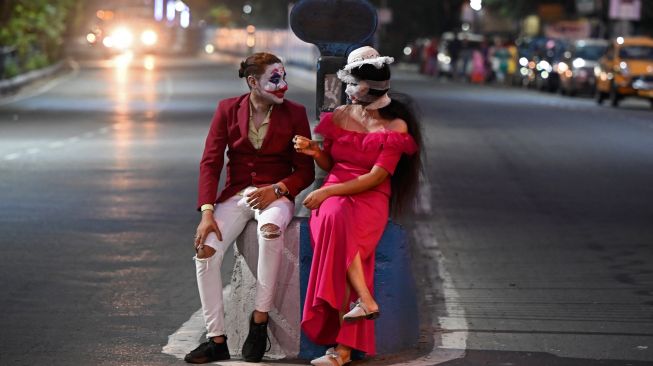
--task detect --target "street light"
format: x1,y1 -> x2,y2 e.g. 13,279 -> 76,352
470,0 -> 482,11
174,0 -> 186,12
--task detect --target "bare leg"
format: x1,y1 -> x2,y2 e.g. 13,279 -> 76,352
346,252 -> 378,313
253,310 -> 268,324
334,344 -> 352,363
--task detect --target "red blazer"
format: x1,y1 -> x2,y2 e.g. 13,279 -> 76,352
197,93 -> 315,209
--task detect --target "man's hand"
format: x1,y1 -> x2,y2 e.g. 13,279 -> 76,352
303,188 -> 330,210
194,210 -> 221,250
246,185 -> 278,210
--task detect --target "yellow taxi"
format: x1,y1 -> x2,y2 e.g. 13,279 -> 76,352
595,36 -> 653,108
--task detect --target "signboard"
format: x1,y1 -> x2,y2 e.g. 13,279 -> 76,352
544,20 -> 591,40
609,0 -> 641,20
538,4 -> 565,22
289,0 -> 378,117
576,0 -> 598,15
290,0 -> 377,56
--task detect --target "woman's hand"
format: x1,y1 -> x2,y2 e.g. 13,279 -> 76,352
246,185 -> 278,210
195,211 -> 221,250
293,135 -> 320,157
303,188 -> 330,210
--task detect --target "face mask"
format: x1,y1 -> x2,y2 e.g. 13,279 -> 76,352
253,63 -> 288,104
345,80 -> 378,104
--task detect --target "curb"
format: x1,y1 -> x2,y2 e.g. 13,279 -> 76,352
0,59 -> 69,95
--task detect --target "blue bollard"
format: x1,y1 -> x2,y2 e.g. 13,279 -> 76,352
298,218 -> 419,359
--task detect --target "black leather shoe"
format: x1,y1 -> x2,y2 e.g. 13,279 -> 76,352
241,312 -> 271,362
184,336 -> 230,364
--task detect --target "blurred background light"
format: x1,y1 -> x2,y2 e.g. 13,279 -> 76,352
180,8 -> 190,28
167,0 -> 176,21
154,0 -> 164,21
175,0 -> 186,12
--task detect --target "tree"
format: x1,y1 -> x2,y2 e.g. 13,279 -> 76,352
369,0 -> 466,57
0,0 -> 78,77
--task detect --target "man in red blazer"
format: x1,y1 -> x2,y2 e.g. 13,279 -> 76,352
186,53 -> 314,364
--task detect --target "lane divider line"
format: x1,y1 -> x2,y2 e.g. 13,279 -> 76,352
2,124 -> 114,162
4,153 -> 20,161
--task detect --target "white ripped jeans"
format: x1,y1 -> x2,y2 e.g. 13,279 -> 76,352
194,188 -> 294,338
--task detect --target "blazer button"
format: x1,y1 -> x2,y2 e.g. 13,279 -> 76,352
251,172 -> 257,177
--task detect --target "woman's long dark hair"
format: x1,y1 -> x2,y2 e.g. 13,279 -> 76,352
349,63 -> 424,219
378,94 -> 424,219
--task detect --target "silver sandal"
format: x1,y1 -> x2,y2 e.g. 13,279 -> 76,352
310,347 -> 351,366
343,298 -> 380,322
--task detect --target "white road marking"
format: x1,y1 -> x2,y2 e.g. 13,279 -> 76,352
417,172 -> 431,215
406,176 -> 468,365
408,225 -> 467,365
161,308 -> 206,359
2,127 -> 107,161
163,74 -> 173,107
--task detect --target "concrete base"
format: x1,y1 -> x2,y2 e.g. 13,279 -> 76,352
224,219 -> 302,358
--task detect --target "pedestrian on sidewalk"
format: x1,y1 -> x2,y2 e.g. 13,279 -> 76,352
293,46 -> 422,366
186,52 -> 315,364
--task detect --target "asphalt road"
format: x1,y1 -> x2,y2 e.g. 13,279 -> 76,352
405,73 -> 653,365
1,56 -> 652,365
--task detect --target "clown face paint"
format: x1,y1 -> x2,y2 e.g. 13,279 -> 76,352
253,63 -> 288,104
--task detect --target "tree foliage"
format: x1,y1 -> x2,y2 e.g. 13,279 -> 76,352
0,0 -> 78,76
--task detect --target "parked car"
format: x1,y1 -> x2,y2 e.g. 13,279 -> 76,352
532,38 -> 567,92
514,37 -> 567,92
558,39 -> 608,96
514,37 -> 549,88
596,36 -> 653,108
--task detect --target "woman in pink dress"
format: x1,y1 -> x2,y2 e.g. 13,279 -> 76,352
293,46 -> 422,366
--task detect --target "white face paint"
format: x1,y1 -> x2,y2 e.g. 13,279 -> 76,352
345,80 -> 370,104
251,63 -> 288,105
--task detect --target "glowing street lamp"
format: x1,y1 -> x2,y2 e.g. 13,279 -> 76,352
175,0 -> 186,12
470,0 -> 482,11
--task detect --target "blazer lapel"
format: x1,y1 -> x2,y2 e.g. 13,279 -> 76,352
237,94 -> 254,149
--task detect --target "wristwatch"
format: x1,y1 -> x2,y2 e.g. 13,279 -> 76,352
273,184 -> 287,198
200,204 -> 214,212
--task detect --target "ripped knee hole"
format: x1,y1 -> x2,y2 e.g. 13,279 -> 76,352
260,224 -> 282,239
196,245 -> 216,259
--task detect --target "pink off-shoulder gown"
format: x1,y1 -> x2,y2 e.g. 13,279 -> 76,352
301,107 -> 418,355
